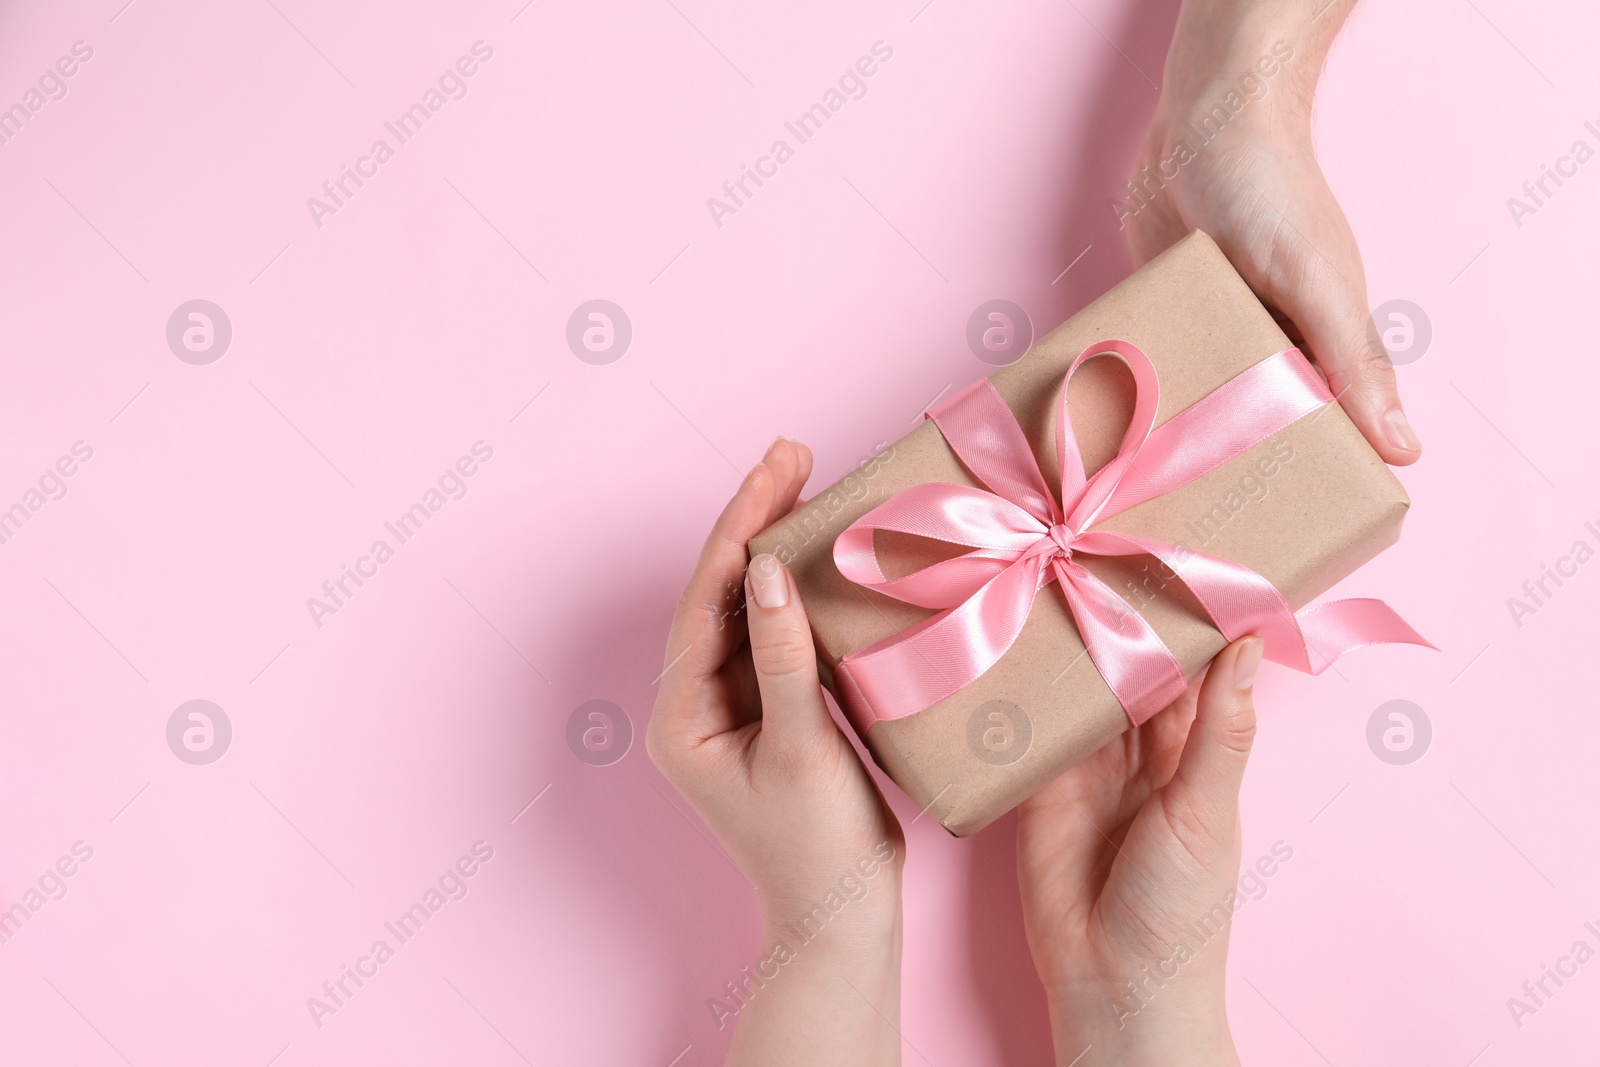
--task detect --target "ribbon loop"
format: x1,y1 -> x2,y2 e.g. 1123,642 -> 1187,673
831,341 -> 1432,732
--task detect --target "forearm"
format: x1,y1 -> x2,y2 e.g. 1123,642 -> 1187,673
724,898 -> 904,1066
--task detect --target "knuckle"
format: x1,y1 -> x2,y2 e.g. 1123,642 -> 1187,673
1356,345 -> 1400,388
1343,319 -> 1400,387
748,624 -> 814,677
675,589 -> 719,628
1212,704 -> 1258,756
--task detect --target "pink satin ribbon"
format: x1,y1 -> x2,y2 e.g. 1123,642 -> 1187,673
832,340 -> 1432,731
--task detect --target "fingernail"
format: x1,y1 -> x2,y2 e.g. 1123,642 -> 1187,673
749,554 -> 788,608
745,459 -> 767,484
1234,638 -> 1264,690
1383,408 -> 1421,453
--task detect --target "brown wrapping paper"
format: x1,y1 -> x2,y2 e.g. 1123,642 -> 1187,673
749,231 -> 1408,836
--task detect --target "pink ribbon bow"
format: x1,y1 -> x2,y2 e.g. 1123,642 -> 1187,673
831,340 -> 1432,732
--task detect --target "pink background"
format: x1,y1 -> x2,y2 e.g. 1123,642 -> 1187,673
1,0 -> 1595,1063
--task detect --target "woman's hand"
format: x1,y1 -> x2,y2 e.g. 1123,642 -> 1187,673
1124,0 -> 1421,466
648,438 -> 905,1066
1016,638 -> 1264,1067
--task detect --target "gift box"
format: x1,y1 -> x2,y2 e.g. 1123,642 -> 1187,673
749,231 -> 1425,836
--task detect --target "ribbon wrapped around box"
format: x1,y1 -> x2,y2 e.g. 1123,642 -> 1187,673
748,232 -> 1430,836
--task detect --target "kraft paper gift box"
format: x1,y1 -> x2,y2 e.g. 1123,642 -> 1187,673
749,231 -> 1411,837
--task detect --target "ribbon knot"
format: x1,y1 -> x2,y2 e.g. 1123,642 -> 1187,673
1046,524 -> 1075,557
829,339 -> 1433,733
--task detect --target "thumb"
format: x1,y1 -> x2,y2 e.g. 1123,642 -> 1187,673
1161,637 -> 1264,853
744,554 -> 834,753
1260,188 -> 1421,466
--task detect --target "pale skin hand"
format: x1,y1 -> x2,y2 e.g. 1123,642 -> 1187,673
648,438 -> 906,1067
655,9 -> 1390,1062
1019,5 -> 1383,1062
1123,0 -> 1422,466
1018,638 -> 1264,1067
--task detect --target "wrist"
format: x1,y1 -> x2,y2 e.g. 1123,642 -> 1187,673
754,835 -> 905,951
1153,0 -> 1348,134
759,865 -> 903,968
725,878 -> 903,1065
1046,980 -> 1238,1067
1150,36 -> 1314,143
